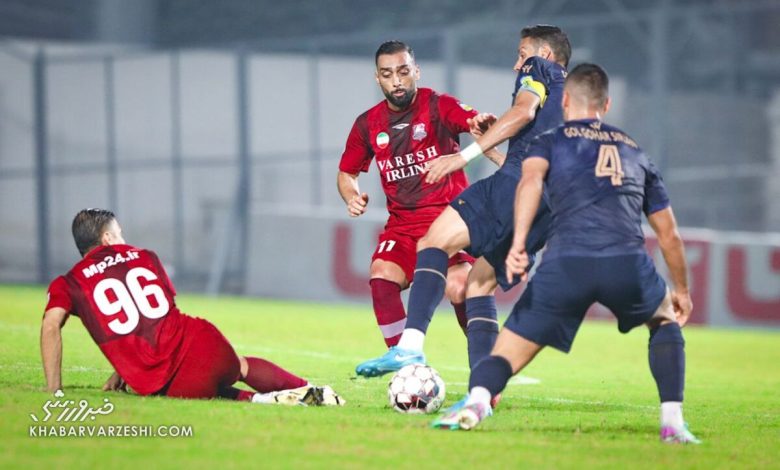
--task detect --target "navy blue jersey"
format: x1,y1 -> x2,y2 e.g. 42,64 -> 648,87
527,119 -> 670,259
500,56 -> 567,177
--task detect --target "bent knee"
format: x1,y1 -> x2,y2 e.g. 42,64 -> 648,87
369,260 -> 408,287
445,276 -> 467,303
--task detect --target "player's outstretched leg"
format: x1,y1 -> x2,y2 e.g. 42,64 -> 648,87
648,322 -> 700,444
238,356 -> 345,406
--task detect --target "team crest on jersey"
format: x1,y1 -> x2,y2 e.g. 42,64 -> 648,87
376,132 -> 390,149
459,102 -> 473,111
412,123 -> 427,141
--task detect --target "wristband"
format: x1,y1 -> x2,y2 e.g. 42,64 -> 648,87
460,142 -> 484,162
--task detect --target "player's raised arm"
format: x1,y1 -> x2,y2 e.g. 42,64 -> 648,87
425,91 -> 541,184
337,170 -> 369,217
647,207 -> 693,326
40,307 -> 68,393
505,156 -> 549,283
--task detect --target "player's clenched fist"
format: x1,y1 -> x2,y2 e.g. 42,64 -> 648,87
505,243 -> 530,284
467,113 -> 497,137
671,290 -> 693,327
346,193 -> 369,217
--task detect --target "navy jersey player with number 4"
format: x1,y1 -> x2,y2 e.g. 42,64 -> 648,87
433,63 -> 701,444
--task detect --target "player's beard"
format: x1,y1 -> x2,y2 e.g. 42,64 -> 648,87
384,87 -> 415,109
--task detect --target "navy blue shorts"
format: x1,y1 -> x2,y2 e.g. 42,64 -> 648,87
503,254 -> 667,353
450,171 -> 551,291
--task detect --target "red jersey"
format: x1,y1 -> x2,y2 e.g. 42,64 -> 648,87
339,88 -> 478,234
45,244 -> 201,395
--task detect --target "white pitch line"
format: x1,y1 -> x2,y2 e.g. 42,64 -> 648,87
231,343 -> 542,384
0,363 -> 112,373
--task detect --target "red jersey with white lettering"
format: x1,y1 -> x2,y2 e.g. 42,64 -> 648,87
45,244 -> 202,395
339,88 -> 478,235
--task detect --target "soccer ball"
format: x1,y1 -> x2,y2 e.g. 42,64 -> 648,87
387,364 -> 445,414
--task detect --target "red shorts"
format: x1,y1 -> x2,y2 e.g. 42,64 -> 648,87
371,227 -> 474,283
160,319 -> 241,399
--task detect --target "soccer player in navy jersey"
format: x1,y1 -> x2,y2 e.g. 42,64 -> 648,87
41,209 -> 344,406
433,63 -> 700,444
356,26 -> 570,378
338,41 -> 503,349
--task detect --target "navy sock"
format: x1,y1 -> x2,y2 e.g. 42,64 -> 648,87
404,248 -> 449,334
648,323 -> 686,402
465,296 -> 499,370
469,355 -> 513,397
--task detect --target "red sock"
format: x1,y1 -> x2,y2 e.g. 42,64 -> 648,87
218,386 -> 257,402
236,390 -> 255,401
452,302 -> 467,336
240,357 -> 308,393
370,278 -> 407,347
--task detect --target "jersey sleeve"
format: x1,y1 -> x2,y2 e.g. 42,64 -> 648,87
45,276 -> 72,314
526,129 -> 555,163
339,116 -> 373,174
514,57 -> 549,108
437,93 -> 478,134
643,158 -> 671,215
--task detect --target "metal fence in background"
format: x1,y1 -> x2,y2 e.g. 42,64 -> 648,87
0,0 -> 779,296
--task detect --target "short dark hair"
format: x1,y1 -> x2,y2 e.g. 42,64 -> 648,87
72,208 -> 116,256
375,40 -> 415,65
521,24 -> 571,67
565,63 -> 610,108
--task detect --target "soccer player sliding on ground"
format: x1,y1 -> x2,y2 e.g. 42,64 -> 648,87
338,41 -> 503,348
356,26 -> 570,381
41,209 -> 344,406
432,63 -> 700,444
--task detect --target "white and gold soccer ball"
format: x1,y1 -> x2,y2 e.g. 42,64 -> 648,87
387,364 -> 445,414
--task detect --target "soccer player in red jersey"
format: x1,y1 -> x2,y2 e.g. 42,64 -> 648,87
41,209 -> 344,406
337,41 -> 503,352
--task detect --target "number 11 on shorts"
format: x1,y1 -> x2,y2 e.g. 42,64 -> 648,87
378,240 -> 397,253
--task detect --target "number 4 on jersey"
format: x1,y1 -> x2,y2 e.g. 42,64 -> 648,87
596,144 -> 624,186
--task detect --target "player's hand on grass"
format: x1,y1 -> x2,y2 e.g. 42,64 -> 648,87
102,372 -> 127,392
671,290 -> 693,327
505,243 -> 530,284
425,154 -> 467,184
467,113 -> 497,138
346,193 -> 369,217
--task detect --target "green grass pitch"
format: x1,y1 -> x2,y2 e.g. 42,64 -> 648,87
1,284 -> 779,469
